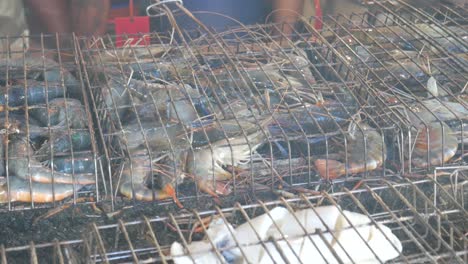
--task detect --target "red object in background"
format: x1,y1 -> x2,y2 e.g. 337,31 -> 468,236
314,0 -> 323,30
114,0 -> 150,47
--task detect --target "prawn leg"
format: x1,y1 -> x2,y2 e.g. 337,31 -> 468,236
33,197 -> 91,224
196,179 -> 232,198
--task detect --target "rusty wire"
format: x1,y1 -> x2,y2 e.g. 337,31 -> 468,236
0,176 -> 466,263
0,1 -> 466,262
74,0 -> 468,211
0,33 -> 104,211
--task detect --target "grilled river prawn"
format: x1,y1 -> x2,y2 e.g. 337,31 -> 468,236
187,116 -> 273,197
116,119 -> 190,205
0,177 -> 80,203
103,47 -> 371,202
410,122 -> 458,168
0,135 -> 94,204
118,147 -> 184,208
116,115 -> 273,201
29,98 -> 88,129
385,78 -> 463,168
8,135 -> 95,185
315,121 -> 386,179
0,81 -> 66,110
0,112 -> 50,142
86,22 -> 466,210
0,56 -> 80,97
120,121 -> 190,152
103,68 -> 208,126
0,130 -> 79,203
0,131 -> 96,203
0,51 -> 101,206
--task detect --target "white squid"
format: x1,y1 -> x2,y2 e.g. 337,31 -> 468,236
170,205 -> 403,264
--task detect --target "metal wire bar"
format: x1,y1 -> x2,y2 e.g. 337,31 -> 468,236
314,4 -> 467,173
45,3 -> 466,263
72,5 -> 467,228
78,30 -> 370,203
0,177 -> 465,263
0,33 -> 104,212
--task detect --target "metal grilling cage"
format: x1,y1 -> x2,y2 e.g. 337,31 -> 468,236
1,175 -> 466,263
79,0 -> 467,208
0,1 -> 466,263
319,1 -> 467,174
0,34 -> 104,211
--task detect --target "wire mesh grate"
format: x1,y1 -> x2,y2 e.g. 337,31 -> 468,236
317,0 -> 467,172
78,1 -> 467,210
1,176 -> 466,263
0,34 -> 105,211
0,2 -> 465,261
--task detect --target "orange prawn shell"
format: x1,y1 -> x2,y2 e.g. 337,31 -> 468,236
412,123 -> 458,167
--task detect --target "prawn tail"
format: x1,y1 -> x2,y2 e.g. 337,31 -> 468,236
346,161 -> 380,176
197,179 -> 232,198
119,182 -> 183,208
314,159 -> 345,180
412,123 -> 458,168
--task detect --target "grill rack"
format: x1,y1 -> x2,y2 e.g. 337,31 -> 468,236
2,0 -> 466,263
1,175 -> 466,263
79,25 -> 389,206
364,0 -> 468,27
0,34 -> 105,211
78,1 -> 467,209
318,0 -> 467,165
